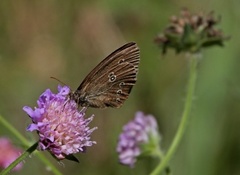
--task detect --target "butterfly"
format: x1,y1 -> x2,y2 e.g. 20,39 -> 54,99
68,42 -> 140,108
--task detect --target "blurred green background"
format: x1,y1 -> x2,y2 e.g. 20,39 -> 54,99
0,0 -> 239,175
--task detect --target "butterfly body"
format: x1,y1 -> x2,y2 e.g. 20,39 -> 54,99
69,42 -> 140,108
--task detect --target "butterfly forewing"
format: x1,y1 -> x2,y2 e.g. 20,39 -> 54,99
72,42 -> 140,108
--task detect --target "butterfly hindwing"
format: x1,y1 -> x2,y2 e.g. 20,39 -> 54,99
73,42 -> 140,108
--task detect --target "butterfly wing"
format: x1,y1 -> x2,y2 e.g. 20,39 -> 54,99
74,42 -> 140,108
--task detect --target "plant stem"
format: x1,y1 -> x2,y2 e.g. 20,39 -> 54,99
0,142 -> 38,175
150,55 -> 198,175
0,115 -> 62,175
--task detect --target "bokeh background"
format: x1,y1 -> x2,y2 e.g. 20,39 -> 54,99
0,0 -> 239,175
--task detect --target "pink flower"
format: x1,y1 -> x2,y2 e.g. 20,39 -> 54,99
0,137 -> 23,171
117,112 -> 160,167
23,85 -> 97,161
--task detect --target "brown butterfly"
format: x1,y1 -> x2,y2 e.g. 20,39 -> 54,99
68,42 -> 140,108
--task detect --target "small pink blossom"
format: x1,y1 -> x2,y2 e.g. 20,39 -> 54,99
117,112 -> 160,167
0,137 -> 23,171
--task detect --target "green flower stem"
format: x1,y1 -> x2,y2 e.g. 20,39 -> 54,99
150,55 -> 199,175
0,115 -> 62,175
154,148 -> 171,175
0,142 -> 38,175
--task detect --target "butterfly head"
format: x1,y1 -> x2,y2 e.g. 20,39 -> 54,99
68,91 -> 89,107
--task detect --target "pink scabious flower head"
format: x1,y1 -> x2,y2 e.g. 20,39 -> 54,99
117,112 -> 161,168
23,85 -> 97,162
0,137 -> 23,171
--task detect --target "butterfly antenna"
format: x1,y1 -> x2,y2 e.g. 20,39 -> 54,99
50,77 -> 69,87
